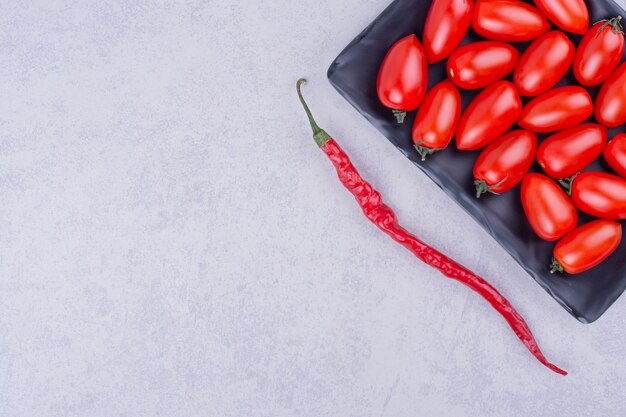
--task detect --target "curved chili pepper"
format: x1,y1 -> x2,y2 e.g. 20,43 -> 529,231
296,79 -> 566,376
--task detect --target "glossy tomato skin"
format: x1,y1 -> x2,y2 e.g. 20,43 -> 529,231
412,80 -> 461,160
473,130 -> 537,197
571,172 -> 626,220
376,35 -> 428,116
533,0 -> 589,35
472,0 -> 550,42
521,173 -> 578,241
553,220 -> 622,274
604,133 -> 626,178
574,18 -> 625,87
537,124 -> 607,179
424,0 -> 473,64
456,81 -> 522,150
595,63 -> 626,127
447,41 -> 519,90
513,31 -> 575,97
518,86 -> 593,133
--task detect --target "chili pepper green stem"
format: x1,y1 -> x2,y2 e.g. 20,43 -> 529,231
296,79 -> 331,147
550,258 -> 564,274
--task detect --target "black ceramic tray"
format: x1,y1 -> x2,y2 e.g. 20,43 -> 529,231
328,0 -> 626,323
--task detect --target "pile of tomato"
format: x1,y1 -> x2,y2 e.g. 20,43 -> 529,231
376,0 -> 626,275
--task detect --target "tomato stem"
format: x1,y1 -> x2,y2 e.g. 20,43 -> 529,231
474,176 -> 508,199
414,141 -> 440,161
392,110 -> 407,124
296,79 -> 331,148
595,16 -> 623,37
558,174 -> 579,196
550,258 -> 564,274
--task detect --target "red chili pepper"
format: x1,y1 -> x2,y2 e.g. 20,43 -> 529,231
297,79 -> 566,376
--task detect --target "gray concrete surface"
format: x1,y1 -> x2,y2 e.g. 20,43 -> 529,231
1,0 -> 625,416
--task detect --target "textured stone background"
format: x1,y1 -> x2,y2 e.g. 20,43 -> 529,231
1,0 -> 625,416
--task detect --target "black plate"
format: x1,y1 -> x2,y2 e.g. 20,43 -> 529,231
328,0 -> 626,323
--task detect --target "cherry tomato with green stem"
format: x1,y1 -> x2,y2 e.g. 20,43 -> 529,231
570,172 -> 626,220
456,81 -> 522,150
377,34 -> 428,123
474,130 -> 538,198
447,41 -> 520,90
574,17 -> 624,87
472,0 -> 550,42
521,174 -> 578,242
412,80 -> 462,160
551,220 -> 622,274
513,31 -> 575,97
424,0 -> 474,64
595,62 -> 626,127
604,133 -> 626,178
537,124 -> 607,180
533,0 -> 589,35
518,86 -> 593,133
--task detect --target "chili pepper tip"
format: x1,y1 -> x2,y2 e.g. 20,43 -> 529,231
546,362 -> 568,376
296,78 -> 331,147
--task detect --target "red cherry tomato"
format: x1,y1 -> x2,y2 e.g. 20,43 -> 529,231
472,0 -> 550,42
521,174 -> 578,241
574,17 -> 625,87
518,86 -> 593,133
456,81 -> 522,150
595,62 -> 626,128
552,220 -> 622,274
473,130 -> 537,198
533,0 -> 589,35
537,124 -> 607,179
447,41 -> 520,90
513,31 -> 575,97
424,0 -> 473,64
377,34 -> 428,123
570,172 -> 626,220
412,80 -> 462,160
604,133 -> 626,178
